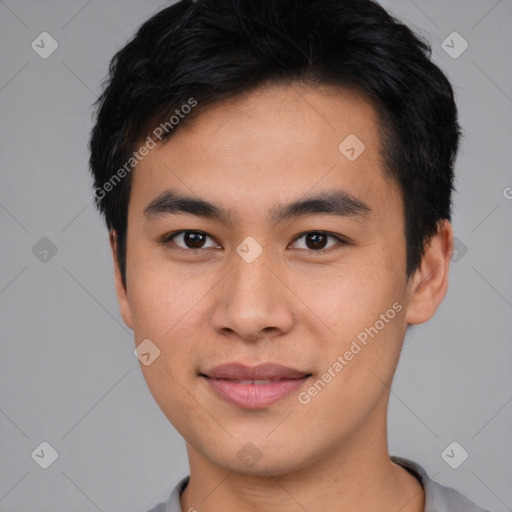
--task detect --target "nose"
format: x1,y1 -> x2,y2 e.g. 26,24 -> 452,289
210,250 -> 295,343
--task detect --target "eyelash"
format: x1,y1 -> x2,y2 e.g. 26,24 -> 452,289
159,230 -> 348,255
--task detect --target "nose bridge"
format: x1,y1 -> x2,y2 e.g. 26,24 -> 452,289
233,249 -> 274,300
211,244 -> 294,340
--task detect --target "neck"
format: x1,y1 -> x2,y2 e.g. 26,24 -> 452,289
180,401 -> 424,512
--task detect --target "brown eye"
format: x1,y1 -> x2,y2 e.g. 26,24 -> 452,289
291,231 -> 346,252
163,230 -> 218,251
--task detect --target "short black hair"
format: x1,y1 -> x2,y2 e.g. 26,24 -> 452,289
89,0 -> 462,289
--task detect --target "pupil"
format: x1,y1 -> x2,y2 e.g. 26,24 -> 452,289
185,232 -> 204,248
307,233 -> 326,250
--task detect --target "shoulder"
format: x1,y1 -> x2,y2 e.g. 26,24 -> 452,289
145,475 -> 190,512
391,455 -> 492,512
426,478 -> 492,512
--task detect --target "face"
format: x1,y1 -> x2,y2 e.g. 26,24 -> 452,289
112,83 -> 451,476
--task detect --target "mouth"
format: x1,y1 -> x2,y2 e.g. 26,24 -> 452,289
200,362 -> 312,409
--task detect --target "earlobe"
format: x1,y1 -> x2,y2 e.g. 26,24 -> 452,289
109,230 -> 134,330
405,220 -> 454,325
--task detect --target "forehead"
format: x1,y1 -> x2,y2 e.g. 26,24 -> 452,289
130,83 -> 400,225
172,83 -> 383,162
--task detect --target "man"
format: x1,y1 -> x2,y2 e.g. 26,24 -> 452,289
89,0 -> 490,510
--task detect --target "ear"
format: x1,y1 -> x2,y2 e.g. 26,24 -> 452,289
405,219 -> 454,325
109,231 -> 133,330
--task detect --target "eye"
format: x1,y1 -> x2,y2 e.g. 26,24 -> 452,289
161,230 -> 219,251
160,230 -> 347,254
290,231 -> 347,252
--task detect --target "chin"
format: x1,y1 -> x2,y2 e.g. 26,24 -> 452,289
202,437 -> 315,477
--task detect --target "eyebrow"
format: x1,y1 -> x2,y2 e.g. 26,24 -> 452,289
143,188 -> 371,224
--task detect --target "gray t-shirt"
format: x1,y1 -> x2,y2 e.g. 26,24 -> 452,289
146,455 -> 491,512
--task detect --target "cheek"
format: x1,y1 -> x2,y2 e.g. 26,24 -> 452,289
129,270 -> 204,420
140,359 -> 203,441
126,250 -> 202,338
127,261 -> 211,380
303,307 -> 406,432
309,260 -> 407,389
309,262 -> 402,332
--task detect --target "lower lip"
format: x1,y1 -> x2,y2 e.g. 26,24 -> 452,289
203,376 -> 310,409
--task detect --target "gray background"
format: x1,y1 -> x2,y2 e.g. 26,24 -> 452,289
0,0 -> 511,511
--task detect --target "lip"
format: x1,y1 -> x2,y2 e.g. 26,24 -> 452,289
203,362 -> 310,380
200,362 -> 312,409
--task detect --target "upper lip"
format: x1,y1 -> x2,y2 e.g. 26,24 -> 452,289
201,362 -> 311,380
